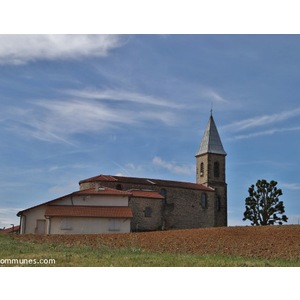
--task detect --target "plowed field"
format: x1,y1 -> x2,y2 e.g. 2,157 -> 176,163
13,225 -> 300,260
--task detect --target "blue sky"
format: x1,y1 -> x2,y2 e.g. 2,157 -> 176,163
1,34 -> 300,229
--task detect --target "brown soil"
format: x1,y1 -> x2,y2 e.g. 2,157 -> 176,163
12,225 -> 300,260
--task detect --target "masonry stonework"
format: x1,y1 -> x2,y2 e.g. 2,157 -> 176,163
79,178 -> 218,230
196,153 -> 227,227
129,197 -> 163,231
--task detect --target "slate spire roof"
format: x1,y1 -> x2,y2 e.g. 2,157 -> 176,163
195,114 -> 227,156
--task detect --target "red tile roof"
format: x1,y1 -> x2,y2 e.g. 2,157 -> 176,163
44,205 -> 133,218
76,187 -> 132,196
129,190 -> 165,199
79,174 -> 214,191
17,186 -> 132,216
0,225 -> 20,233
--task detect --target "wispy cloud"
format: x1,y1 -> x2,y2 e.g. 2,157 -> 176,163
233,126 -> 300,140
0,164 -> 87,179
223,107 -> 300,132
230,160 -> 293,167
65,88 -> 184,109
0,35 -> 123,65
201,88 -> 228,103
48,182 -> 78,194
126,163 -> 143,172
109,159 -> 132,176
1,97 -> 178,145
152,156 -> 195,175
280,183 -> 300,190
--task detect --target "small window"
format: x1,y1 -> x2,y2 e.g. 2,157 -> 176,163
201,193 -> 207,209
145,207 -> 152,217
109,219 -> 120,231
216,198 -> 221,211
214,162 -> 219,177
161,188 -> 167,204
116,184 -> 123,190
61,218 -> 72,230
200,162 -> 204,177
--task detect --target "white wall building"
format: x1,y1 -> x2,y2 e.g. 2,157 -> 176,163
17,186 -> 133,234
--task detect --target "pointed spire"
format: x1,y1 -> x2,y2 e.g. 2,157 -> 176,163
195,114 -> 227,156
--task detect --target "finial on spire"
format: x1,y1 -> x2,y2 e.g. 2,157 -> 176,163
210,101 -> 213,116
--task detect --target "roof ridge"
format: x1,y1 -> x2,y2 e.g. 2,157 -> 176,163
17,186 -> 132,216
80,174 -> 214,190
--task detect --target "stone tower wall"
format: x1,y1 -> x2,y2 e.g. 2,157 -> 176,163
196,153 -> 227,227
196,153 -> 226,186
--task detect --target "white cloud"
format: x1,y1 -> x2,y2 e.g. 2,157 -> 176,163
202,88 -> 228,103
48,182 -> 78,194
280,183 -> 300,190
2,97 -> 178,144
223,107 -> 300,132
0,35 -> 122,65
152,156 -> 195,175
65,88 -> 184,109
109,159 -> 133,176
126,163 -> 135,169
49,166 -> 60,172
48,164 -> 87,173
126,163 -> 143,172
233,126 -> 300,140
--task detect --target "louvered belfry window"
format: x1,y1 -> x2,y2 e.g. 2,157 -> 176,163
214,161 -> 219,177
200,162 -> 204,177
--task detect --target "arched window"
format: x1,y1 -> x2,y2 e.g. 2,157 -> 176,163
116,184 -> 123,190
200,162 -> 204,177
216,198 -> 220,211
201,193 -> 207,209
214,162 -> 219,177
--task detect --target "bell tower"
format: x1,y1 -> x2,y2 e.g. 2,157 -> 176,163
195,113 -> 227,226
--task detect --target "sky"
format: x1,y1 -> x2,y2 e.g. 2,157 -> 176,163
1,34 -> 300,229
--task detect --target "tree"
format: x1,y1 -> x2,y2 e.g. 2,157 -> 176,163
243,179 -> 288,226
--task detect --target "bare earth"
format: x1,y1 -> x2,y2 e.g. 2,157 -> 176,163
13,225 -> 300,260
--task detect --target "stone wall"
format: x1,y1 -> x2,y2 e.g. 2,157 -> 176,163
79,180 -> 217,230
129,197 -> 163,231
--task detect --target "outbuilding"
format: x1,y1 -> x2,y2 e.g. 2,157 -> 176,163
17,186 -> 133,234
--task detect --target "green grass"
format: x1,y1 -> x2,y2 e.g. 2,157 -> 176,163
1,234 -> 299,267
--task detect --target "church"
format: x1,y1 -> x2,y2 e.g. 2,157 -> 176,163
17,114 -> 227,234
